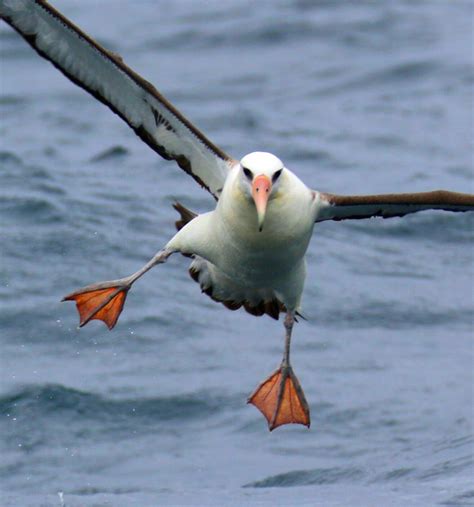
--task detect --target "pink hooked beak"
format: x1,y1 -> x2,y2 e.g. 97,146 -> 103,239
252,174 -> 272,231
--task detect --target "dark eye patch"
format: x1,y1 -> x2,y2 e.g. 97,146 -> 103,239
272,169 -> 283,183
243,167 -> 253,180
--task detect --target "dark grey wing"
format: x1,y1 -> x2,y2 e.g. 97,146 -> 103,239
315,190 -> 474,222
0,0 -> 237,198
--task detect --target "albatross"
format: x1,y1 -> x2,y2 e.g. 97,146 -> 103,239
2,0 -> 473,431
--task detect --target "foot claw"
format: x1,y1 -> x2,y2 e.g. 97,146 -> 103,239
63,284 -> 129,330
248,366 -> 310,431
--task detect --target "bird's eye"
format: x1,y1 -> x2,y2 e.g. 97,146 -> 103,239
243,167 -> 253,180
272,169 -> 283,183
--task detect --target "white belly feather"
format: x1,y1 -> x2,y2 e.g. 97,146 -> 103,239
167,168 -> 317,314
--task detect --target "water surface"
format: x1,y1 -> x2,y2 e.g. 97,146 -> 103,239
1,1 -> 473,506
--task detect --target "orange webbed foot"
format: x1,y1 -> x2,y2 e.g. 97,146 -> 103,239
62,282 -> 130,330
248,365 -> 310,431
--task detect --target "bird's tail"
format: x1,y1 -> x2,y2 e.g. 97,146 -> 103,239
173,202 -> 198,231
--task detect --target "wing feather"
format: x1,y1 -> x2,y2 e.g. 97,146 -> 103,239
0,0 -> 236,197
315,190 -> 474,222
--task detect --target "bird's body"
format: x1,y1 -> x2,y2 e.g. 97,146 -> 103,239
169,153 -> 316,315
2,0 -> 473,430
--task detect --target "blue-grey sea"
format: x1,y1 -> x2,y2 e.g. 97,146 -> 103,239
1,1 -> 473,506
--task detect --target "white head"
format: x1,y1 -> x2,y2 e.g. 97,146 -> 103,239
238,151 -> 285,231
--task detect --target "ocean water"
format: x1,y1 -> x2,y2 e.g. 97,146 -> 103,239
0,1 -> 473,506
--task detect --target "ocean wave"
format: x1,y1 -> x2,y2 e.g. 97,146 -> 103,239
372,467 -> 416,482
0,150 -> 24,167
89,145 -> 129,163
244,466 -> 365,487
0,94 -> 28,106
0,384 -> 227,427
313,303 -> 473,330
441,489 -> 474,506
0,196 -> 63,223
339,213 -> 474,245
418,455 -> 473,482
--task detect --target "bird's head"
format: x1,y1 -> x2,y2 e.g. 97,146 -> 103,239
238,151 -> 285,231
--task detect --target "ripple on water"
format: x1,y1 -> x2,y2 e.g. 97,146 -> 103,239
0,383 -> 230,437
89,145 -> 129,163
0,151 -> 23,165
315,302 -> 473,330
244,466 -> 366,488
441,490 -> 474,506
418,455 -> 474,482
145,18 -> 317,52
344,213 -> 474,245
0,94 -> 28,106
372,467 -> 416,483
0,196 -> 63,224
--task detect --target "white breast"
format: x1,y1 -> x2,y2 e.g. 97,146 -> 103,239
167,167 -> 317,310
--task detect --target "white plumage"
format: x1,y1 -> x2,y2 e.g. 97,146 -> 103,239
168,152 -> 316,315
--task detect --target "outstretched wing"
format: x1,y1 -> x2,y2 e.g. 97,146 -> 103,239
315,190 -> 474,222
0,0 -> 236,198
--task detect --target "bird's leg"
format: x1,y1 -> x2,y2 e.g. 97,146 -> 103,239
248,311 -> 310,430
62,248 -> 174,330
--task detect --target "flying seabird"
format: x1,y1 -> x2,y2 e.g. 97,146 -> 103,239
2,0 -> 473,430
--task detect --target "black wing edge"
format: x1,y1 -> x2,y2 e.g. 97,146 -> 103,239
316,190 -> 474,222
